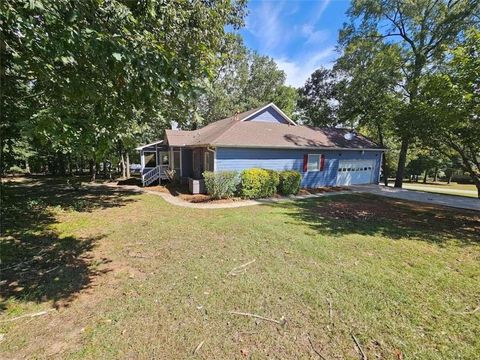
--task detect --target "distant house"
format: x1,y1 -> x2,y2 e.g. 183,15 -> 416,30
136,103 -> 385,189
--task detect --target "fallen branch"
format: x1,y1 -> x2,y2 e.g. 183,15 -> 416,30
0,309 -> 56,323
229,311 -> 286,325
193,340 -> 205,355
351,332 -> 367,360
228,259 -> 256,276
307,334 -> 327,360
128,253 -> 151,259
44,265 -> 60,274
457,305 -> 480,315
327,298 -> 333,322
0,249 -> 49,271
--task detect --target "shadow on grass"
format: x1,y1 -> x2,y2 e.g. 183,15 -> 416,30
279,193 -> 480,245
0,177 -> 138,311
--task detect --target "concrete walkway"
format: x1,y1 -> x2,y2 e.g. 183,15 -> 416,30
350,184 -> 480,212
401,183 -> 477,197
87,182 -> 479,211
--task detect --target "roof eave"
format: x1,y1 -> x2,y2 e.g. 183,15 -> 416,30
200,144 -> 387,151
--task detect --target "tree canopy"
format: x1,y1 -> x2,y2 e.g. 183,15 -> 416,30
1,0 -> 247,176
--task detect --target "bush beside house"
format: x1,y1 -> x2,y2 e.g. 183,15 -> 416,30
203,168 -> 302,200
278,170 -> 301,195
240,168 -> 284,199
203,171 -> 241,199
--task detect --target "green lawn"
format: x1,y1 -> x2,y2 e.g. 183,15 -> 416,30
1,178 -> 479,359
389,181 -> 478,198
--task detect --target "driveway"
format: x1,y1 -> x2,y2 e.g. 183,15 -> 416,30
351,184 -> 480,212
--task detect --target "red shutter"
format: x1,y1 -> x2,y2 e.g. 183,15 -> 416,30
303,154 -> 308,172
320,154 -> 325,171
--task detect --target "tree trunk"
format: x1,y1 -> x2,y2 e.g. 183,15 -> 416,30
126,152 -> 131,178
423,169 -> 428,184
120,151 -> 126,178
433,167 -> 438,182
394,138 -> 409,188
375,122 -> 388,186
90,158 -> 96,182
382,155 -> 389,186
447,173 -> 452,184
25,158 -> 30,174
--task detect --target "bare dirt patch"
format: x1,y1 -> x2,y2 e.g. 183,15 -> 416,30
303,194 -> 480,242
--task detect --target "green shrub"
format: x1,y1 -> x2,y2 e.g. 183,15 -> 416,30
203,171 -> 240,199
279,170 -> 301,195
240,168 -> 279,199
265,169 -> 280,196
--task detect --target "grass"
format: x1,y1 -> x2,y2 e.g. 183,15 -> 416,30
1,177 -> 479,359
388,181 -> 478,198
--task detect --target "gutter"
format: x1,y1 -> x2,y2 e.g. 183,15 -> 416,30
185,144 -> 387,151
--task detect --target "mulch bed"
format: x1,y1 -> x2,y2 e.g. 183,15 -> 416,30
144,184 -> 351,203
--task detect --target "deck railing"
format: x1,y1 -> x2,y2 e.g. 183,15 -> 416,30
142,166 -> 160,186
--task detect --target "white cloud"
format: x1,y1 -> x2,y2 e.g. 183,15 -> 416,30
275,47 -> 336,88
245,1 -> 288,51
311,0 -> 332,24
301,24 -> 329,45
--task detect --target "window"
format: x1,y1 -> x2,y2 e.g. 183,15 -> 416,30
171,148 -> 181,176
144,152 -> 157,167
160,153 -> 169,165
304,154 -> 325,172
204,151 -> 214,172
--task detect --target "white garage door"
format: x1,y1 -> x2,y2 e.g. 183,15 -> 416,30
337,160 -> 375,185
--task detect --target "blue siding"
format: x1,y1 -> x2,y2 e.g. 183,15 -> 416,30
246,107 -> 288,124
215,147 -> 382,188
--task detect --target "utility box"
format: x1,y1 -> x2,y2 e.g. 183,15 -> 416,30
188,178 -> 205,194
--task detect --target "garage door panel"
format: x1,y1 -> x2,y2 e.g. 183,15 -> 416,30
337,160 -> 375,185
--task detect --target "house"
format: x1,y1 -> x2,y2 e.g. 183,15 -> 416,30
136,103 -> 385,190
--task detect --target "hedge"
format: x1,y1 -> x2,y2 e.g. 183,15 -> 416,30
240,168 -> 280,199
203,171 -> 240,199
278,170 -> 301,195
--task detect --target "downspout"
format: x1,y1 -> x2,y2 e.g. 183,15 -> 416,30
206,146 -> 216,172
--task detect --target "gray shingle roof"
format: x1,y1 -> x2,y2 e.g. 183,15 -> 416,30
165,106 -> 384,150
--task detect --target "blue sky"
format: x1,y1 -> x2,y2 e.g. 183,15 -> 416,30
238,0 -> 350,87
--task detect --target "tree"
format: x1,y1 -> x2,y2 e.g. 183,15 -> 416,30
419,28 -> 480,198
338,0 -> 480,188
1,0 -> 247,178
299,39 -> 403,185
196,36 -> 297,125
297,68 -> 338,126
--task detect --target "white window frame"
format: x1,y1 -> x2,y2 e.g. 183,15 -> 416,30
307,154 -> 322,172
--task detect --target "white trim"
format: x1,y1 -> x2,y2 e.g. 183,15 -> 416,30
378,152 -> 383,184
241,103 -> 297,126
206,146 -> 216,172
135,140 -> 163,151
140,150 -> 145,168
